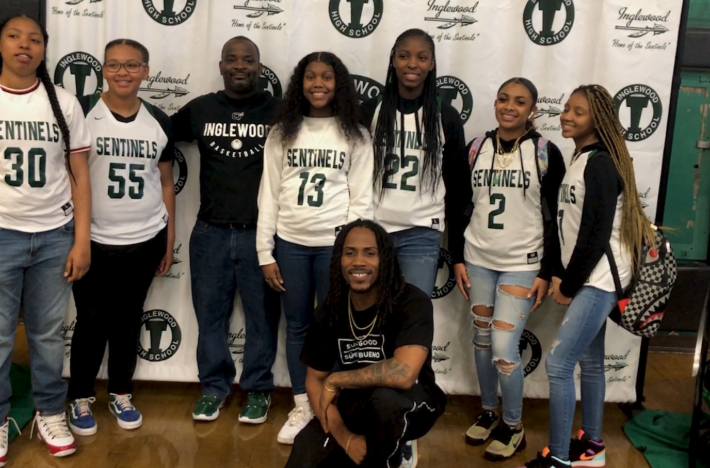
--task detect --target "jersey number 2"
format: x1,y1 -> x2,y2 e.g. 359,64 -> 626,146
108,163 -> 145,199
488,194 -> 506,230
4,147 -> 47,188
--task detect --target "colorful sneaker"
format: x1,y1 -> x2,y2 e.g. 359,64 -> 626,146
465,410 -> 499,445
239,391 -> 271,425
30,411 -> 77,457
485,424 -> 526,461
193,394 -> 225,422
569,430 -> 606,467
0,417 -> 20,467
68,397 -> 97,436
276,403 -> 313,444
109,394 -> 142,429
517,448 -> 572,468
398,440 -> 418,468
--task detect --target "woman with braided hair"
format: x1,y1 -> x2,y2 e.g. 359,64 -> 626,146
360,28 -> 469,297
517,85 -> 654,468
0,15 -> 91,460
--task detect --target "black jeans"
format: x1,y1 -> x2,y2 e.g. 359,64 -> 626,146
68,228 -> 166,399
286,383 -> 444,468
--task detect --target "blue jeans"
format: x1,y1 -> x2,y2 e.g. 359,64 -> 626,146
545,286 -> 617,460
466,263 -> 537,426
0,220 -> 75,420
190,220 -> 280,398
275,237 -> 332,395
391,227 -> 441,297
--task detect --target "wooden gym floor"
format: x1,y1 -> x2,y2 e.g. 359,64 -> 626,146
9,323 -> 694,468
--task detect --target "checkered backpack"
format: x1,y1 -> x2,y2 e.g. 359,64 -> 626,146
605,227 -> 677,338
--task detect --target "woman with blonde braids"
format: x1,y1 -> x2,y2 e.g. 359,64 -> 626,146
517,85 -> 654,468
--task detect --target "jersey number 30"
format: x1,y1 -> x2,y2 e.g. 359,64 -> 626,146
4,147 -> 47,188
108,163 -> 145,199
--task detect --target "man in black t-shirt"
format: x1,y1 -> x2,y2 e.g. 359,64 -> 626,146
170,37 -> 280,424
286,220 -> 446,468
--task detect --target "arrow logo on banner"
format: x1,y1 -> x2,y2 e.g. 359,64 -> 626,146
233,3 -> 284,18
139,86 -> 189,99
535,106 -> 562,119
424,15 -> 477,29
615,24 -> 669,38
65,0 -> 102,4
604,362 -> 628,373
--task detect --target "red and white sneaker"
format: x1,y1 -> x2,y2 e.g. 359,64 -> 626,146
30,411 -> 76,457
0,417 -> 20,467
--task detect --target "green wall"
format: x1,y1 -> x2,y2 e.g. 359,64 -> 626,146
690,0 -> 710,29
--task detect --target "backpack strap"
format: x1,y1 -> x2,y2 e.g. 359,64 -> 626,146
467,136 -> 486,172
535,137 -> 550,181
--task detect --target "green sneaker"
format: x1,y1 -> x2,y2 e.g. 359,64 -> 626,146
238,391 -> 271,424
484,424 -> 526,461
192,395 -> 225,421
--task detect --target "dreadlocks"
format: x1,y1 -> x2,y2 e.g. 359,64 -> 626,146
324,220 -> 406,328
373,29 -> 441,200
573,84 -> 655,264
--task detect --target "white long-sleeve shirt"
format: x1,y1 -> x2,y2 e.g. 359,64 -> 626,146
257,117 -> 374,265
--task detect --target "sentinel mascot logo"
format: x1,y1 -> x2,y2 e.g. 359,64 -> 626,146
142,0 -> 197,26
436,76 -> 474,124
329,0 -> 384,38
54,52 -> 103,98
138,309 -> 182,362
523,0 -> 575,46
614,84 -> 663,142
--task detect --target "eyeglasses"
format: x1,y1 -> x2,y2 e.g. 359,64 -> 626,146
104,61 -> 145,73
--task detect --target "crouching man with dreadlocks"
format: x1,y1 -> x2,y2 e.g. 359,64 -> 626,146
285,219 -> 446,468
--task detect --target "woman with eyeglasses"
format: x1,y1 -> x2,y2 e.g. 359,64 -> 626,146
67,39 -> 176,436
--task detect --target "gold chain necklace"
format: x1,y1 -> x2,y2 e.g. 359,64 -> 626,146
495,133 -> 522,169
348,293 -> 378,341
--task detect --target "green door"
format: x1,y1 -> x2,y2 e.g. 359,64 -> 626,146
663,70 -> 710,261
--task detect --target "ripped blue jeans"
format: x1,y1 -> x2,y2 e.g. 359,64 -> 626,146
466,263 -> 538,426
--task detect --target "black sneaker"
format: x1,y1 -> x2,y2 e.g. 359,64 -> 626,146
465,410 -> 499,446
516,448 -> 571,468
569,430 -> 605,467
484,424 -> 526,461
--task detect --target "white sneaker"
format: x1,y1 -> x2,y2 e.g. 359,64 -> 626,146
277,405 -> 314,445
0,417 -> 20,467
31,411 -> 76,457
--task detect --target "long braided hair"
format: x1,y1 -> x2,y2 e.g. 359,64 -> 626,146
373,29 -> 441,200
573,85 -> 655,264
0,15 -> 73,179
275,52 -> 364,147
324,219 -> 406,328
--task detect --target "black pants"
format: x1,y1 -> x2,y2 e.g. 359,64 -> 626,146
286,384 -> 444,468
68,228 -> 166,399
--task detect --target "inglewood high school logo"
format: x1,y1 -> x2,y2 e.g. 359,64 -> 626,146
614,84 -> 663,142
54,51 -> 103,98
519,329 -> 542,377
173,147 -> 188,195
436,76 -> 473,124
523,0 -> 575,46
432,248 -> 457,299
352,75 -> 384,105
329,0 -> 383,38
138,309 -> 182,362
260,65 -> 283,98
143,0 -> 197,26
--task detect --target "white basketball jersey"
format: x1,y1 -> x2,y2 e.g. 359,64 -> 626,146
0,81 -> 91,232
85,98 -> 169,245
464,138 -> 544,271
370,102 -> 446,233
558,150 -> 631,291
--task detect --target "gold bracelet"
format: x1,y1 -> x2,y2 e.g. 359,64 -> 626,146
345,434 -> 355,456
324,382 -> 338,393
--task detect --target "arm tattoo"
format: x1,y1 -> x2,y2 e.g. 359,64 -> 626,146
329,358 -> 412,390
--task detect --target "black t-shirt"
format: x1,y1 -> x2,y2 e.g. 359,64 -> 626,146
170,91 -> 280,225
301,284 -> 446,409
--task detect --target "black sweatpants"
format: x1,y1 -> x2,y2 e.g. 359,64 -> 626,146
68,228 -> 166,399
286,383 -> 444,468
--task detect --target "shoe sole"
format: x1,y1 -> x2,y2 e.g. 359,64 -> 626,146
465,432 -> 491,446
193,410 -> 219,422
69,421 -> 97,436
483,434 -> 526,462
571,461 -> 605,467
239,411 -> 268,425
276,434 -> 294,445
37,431 -> 77,457
115,414 -> 143,430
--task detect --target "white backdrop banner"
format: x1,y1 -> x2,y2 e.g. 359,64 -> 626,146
48,0 -> 681,402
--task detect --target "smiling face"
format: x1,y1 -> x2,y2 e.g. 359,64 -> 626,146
219,39 -> 261,98
0,17 -> 45,83
495,82 -> 536,135
303,60 -> 335,117
341,227 -> 380,295
393,35 -> 435,99
561,91 -> 597,144
103,44 -> 149,99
